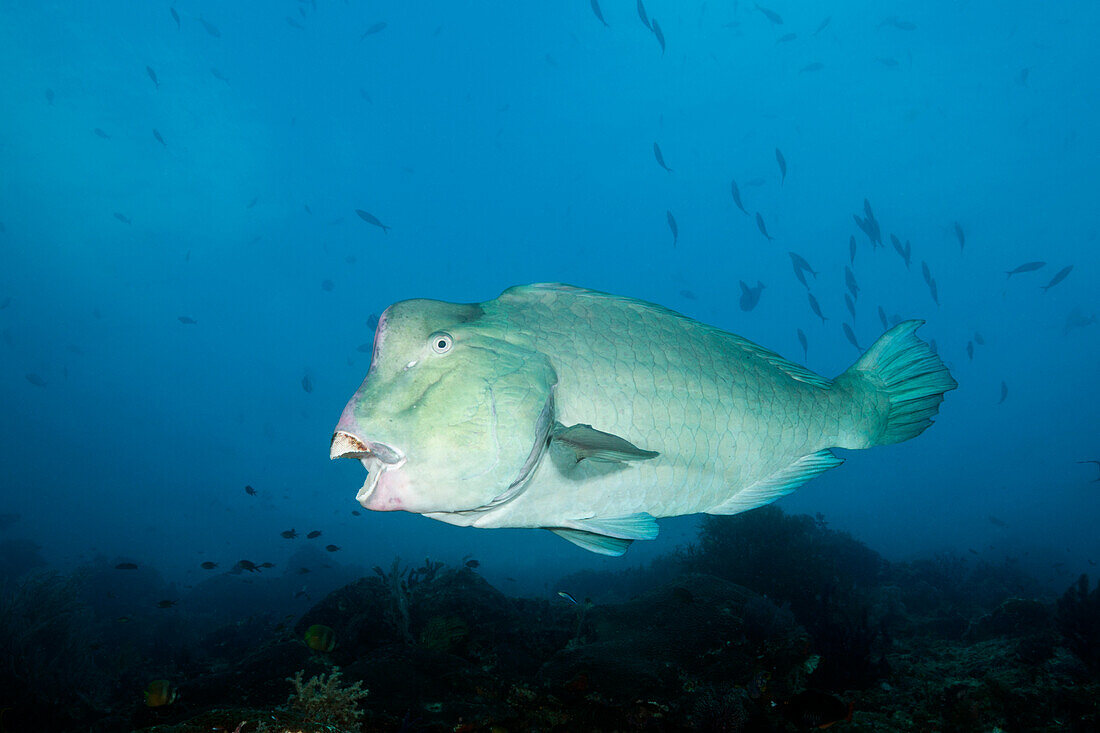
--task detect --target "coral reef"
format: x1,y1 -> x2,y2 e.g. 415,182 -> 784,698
1057,574 -> 1100,672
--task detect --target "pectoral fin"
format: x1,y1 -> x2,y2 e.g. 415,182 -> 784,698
551,423 -> 659,464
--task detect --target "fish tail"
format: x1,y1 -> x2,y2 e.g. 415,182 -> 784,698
831,320 -> 956,449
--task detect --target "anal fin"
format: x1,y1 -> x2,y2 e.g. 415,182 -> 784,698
708,449 -> 844,515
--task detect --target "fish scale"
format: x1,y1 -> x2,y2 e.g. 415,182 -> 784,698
333,283 -> 956,555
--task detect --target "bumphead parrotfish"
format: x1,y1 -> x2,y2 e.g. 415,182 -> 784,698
331,284 -> 956,555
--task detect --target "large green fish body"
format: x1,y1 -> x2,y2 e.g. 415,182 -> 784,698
331,284 -> 956,555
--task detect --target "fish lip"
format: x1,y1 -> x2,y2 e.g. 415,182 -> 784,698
331,431 -> 406,506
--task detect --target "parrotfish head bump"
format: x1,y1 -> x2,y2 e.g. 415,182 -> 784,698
331,298 -> 557,515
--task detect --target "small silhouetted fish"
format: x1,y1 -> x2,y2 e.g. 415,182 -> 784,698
352,510 -> 361,516
966,341 -> 974,361
157,599 -> 177,608
901,240 -> 912,269
973,331 -> 985,346
928,278 -> 940,305
843,267 -> 858,300
360,21 -> 387,39
652,18 -> 665,52
178,316 -> 196,324
776,32 -> 797,44
260,562 -> 274,569
789,252 -> 817,284
796,328 -> 807,358
667,210 -> 678,246
237,560 -> 260,572
755,212 -> 773,241
286,16 -> 304,29
1041,265 -> 1072,292
307,530 -> 321,539
94,128 -> 110,139
45,88 -> 54,105
807,292 -> 827,324
998,381 -> 1008,404
301,375 -> 313,393
367,313 -> 380,331
245,485 -> 257,495
115,563 -> 138,570
730,179 -> 748,215
775,148 -> 786,183
153,129 -> 166,146
844,293 -> 856,321
590,0 -> 609,26
680,290 -> 697,300
146,65 -> 159,89
199,17 -> 221,37
1006,261 -> 1045,278
1063,307 -> 1097,335
201,561 -> 217,569
356,342 -> 372,353
466,559 -> 480,569
842,322 -> 861,350
876,57 -> 899,66
321,279 -> 334,292
281,529 -> 298,539
954,221 -> 965,250
637,0 -> 651,30
557,591 -> 579,604
989,515 -> 1006,527
355,209 -> 390,233
849,235 -> 857,264
653,142 -> 672,172
325,544 -> 341,552
921,261 -> 932,286
813,16 -> 831,35
1077,460 -> 1100,481
799,62 -> 824,73
877,306 -> 889,331
739,280 -> 765,311
170,7 -> 180,29
114,212 -> 131,224
210,67 -> 229,83
755,3 -> 783,24
25,373 -> 46,387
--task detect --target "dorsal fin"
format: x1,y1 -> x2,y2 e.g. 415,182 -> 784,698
498,283 -> 832,389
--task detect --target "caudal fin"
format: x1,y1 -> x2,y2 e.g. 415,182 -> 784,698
834,320 -> 957,448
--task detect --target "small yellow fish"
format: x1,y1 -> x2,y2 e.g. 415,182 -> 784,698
304,623 -> 336,652
144,679 -> 178,707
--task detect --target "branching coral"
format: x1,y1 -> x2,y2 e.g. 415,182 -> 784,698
286,669 -> 369,729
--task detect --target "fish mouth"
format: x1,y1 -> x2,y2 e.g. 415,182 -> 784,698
330,431 -> 406,504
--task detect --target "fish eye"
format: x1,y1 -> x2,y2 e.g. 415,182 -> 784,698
430,332 -> 453,354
